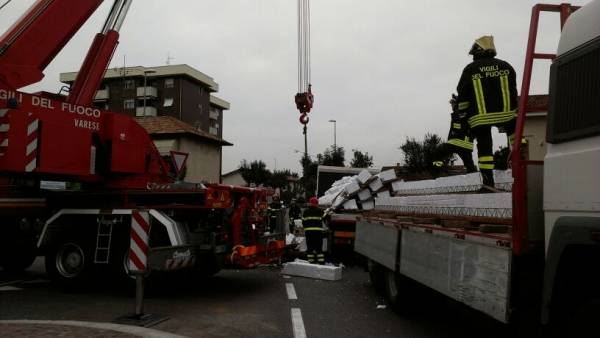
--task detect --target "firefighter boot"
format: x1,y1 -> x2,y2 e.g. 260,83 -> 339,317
306,252 -> 315,264
480,169 -> 499,193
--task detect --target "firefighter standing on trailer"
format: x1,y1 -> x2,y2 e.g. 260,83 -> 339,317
302,197 -> 325,264
456,35 -> 518,187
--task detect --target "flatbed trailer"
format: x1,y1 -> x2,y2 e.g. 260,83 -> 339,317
355,2 -> 600,332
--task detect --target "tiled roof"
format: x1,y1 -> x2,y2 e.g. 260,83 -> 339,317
135,116 -> 233,146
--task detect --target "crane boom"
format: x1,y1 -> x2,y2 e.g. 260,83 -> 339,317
0,0 -> 104,89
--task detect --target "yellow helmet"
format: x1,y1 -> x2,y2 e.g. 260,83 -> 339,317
469,35 -> 496,56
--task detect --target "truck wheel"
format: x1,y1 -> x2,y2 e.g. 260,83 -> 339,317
367,259 -> 386,295
45,239 -> 93,289
385,269 -> 416,314
109,241 -> 143,290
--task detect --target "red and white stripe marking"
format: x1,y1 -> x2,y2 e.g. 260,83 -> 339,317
0,109 -> 9,156
25,113 -> 39,172
164,256 -> 195,270
129,210 -> 151,272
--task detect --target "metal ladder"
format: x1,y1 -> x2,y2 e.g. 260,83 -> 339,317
94,216 -> 114,264
511,3 -> 579,255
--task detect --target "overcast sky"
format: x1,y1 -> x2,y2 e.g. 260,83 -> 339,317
0,0 -> 592,174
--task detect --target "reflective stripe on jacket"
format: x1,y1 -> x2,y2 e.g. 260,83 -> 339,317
302,206 -> 324,231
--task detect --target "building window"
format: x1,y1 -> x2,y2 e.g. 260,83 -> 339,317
209,107 -> 220,120
124,99 -> 135,110
163,97 -> 174,107
164,78 -> 174,89
124,79 -> 135,89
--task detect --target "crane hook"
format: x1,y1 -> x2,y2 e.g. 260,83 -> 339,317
299,113 -> 309,125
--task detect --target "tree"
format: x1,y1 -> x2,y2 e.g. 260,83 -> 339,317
350,149 -> 374,168
239,160 -> 271,186
319,146 -> 345,167
399,133 -> 452,174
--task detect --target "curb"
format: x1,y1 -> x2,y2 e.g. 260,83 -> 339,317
0,320 -> 189,338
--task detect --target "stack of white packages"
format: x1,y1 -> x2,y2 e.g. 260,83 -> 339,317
318,176 -> 354,206
391,171 -> 512,196
374,192 -> 512,218
318,169 -> 396,211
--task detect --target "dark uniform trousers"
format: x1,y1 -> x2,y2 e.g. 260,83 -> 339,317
302,207 -> 325,264
456,55 -> 518,186
445,111 -> 476,173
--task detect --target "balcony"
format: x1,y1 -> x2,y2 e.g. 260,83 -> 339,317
136,86 -> 157,98
136,106 -> 157,117
209,109 -> 220,120
93,89 -> 110,102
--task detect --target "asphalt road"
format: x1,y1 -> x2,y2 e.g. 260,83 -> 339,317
0,258 -> 509,338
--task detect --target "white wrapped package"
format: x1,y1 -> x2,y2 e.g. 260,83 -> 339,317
369,178 -> 384,191
332,195 -> 346,209
361,200 -> 375,210
342,199 -> 358,210
344,180 -> 361,195
377,190 -> 390,198
494,169 -> 513,191
379,169 -> 397,182
357,169 -> 373,185
281,260 -> 342,281
357,188 -> 372,201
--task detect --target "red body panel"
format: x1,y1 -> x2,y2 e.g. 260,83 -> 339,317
0,91 -> 171,188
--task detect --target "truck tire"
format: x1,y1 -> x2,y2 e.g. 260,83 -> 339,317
367,259 -> 386,295
109,239 -> 146,290
45,239 -> 93,289
384,269 -> 417,314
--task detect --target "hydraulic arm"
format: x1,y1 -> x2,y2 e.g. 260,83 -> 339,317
0,0 -> 104,89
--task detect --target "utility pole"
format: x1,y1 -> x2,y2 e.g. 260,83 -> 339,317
329,119 -> 337,150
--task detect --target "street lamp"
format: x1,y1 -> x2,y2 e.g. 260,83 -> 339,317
328,119 -> 337,149
142,69 -> 156,116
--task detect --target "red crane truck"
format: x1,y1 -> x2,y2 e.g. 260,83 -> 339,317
0,0 -> 285,288
354,2 -> 599,332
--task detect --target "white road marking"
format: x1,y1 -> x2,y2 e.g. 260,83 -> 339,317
291,308 -> 307,338
286,283 -> 298,300
0,280 -> 24,287
0,286 -> 22,291
283,275 -> 291,279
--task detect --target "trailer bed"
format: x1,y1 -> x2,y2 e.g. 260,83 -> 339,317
355,216 -> 512,323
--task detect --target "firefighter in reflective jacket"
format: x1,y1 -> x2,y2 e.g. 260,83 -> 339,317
302,197 -> 325,264
456,35 -> 519,187
433,94 -> 477,173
